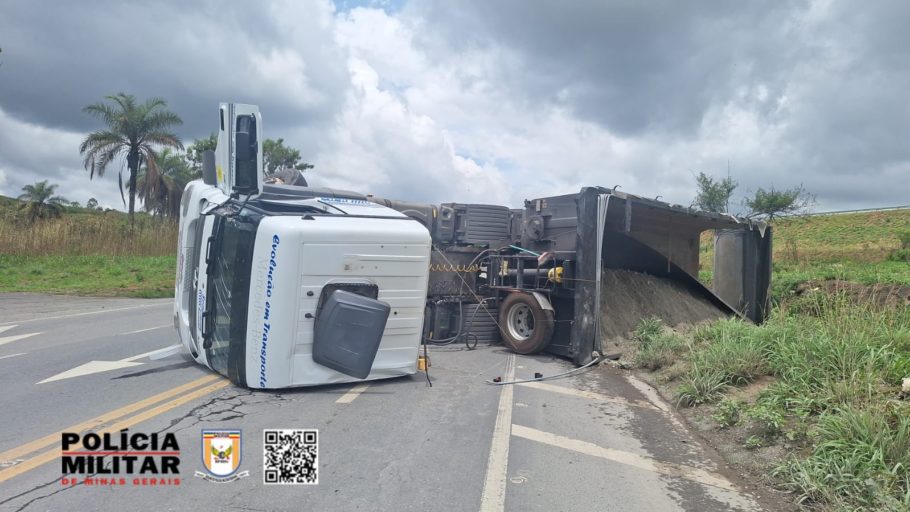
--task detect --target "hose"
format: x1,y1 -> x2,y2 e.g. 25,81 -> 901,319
485,353 -> 603,386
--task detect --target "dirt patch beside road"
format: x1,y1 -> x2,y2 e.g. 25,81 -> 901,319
794,279 -> 910,309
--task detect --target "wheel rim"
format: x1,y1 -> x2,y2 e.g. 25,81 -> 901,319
506,303 -> 535,341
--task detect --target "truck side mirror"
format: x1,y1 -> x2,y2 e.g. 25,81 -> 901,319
234,115 -> 258,194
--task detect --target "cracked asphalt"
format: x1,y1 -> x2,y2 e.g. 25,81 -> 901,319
0,294 -> 768,511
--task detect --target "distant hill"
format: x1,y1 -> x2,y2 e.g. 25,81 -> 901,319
0,194 -> 19,209
772,208 -> 910,262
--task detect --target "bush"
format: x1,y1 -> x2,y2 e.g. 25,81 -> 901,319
746,402 -> 785,438
712,399 -> 743,428
636,332 -> 684,370
676,365 -> 727,407
689,318 -> 776,386
634,316 -> 663,343
633,317 -> 686,370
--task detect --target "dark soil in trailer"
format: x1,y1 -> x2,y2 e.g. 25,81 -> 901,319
598,269 -> 728,343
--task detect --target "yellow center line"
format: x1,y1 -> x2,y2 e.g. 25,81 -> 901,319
335,384 -> 370,404
0,374 -> 224,482
0,379 -> 230,483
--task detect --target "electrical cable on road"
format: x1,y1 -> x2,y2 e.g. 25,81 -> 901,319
485,353 -> 604,386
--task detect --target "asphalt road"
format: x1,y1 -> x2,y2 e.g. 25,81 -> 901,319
0,293 -> 765,511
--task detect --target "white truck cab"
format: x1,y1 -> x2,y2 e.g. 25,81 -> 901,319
174,104 -> 431,388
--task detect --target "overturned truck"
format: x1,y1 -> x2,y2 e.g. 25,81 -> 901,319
371,188 -> 771,366
176,103 -> 771,389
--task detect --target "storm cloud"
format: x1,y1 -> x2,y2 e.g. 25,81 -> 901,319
0,0 -> 907,210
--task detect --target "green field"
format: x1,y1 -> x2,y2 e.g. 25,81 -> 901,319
0,254 -> 176,298
1,196 -> 177,297
774,209 -> 910,262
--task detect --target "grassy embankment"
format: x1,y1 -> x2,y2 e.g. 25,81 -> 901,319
640,209 -> 910,511
0,196 -> 177,297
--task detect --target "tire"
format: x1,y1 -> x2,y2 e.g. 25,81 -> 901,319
462,301 -> 501,344
498,292 -> 554,354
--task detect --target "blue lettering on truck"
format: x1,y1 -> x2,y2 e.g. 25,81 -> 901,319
260,234 -> 280,387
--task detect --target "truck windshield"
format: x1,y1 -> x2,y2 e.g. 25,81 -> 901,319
206,212 -> 258,385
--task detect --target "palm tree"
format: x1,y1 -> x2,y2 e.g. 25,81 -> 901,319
137,148 -> 195,219
17,180 -> 68,221
79,93 -> 184,226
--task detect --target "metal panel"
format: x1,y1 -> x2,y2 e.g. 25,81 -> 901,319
713,228 -> 773,323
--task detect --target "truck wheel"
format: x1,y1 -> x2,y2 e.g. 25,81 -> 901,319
499,292 -> 554,354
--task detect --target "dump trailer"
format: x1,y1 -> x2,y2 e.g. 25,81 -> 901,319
371,189 -> 771,366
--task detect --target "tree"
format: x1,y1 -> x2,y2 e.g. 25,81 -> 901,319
17,180 -> 68,221
185,133 -> 217,178
692,172 -> 737,213
79,93 -> 183,226
263,138 -> 313,175
744,184 -> 814,221
86,198 -> 99,210
137,148 -> 195,219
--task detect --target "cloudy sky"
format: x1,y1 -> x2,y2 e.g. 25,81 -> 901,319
1,0 -> 907,211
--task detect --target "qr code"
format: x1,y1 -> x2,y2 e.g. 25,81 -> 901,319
263,429 -> 318,485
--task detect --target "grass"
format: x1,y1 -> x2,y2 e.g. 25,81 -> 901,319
773,404 -> 910,510
0,254 -> 176,297
771,260 -> 910,296
633,317 -> 687,370
774,210 -> 910,262
0,198 -> 178,297
636,293 -> 910,510
0,210 -> 176,256
684,212 -> 910,508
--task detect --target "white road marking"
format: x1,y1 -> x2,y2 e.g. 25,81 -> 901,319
0,332 -> 40,347
335,384 -> 370,404
0,325 -> 17,335
511,424 -> 737,492
479,353 -> 516,512
122,325 -> 170,335
145,344 -> 184,361
38,360 -> 144,384
0,301 -> 171,326
37,345 -> 181,384
0,353 -> 26,360
119,344 -> 182,362
517,381 -> 660,411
